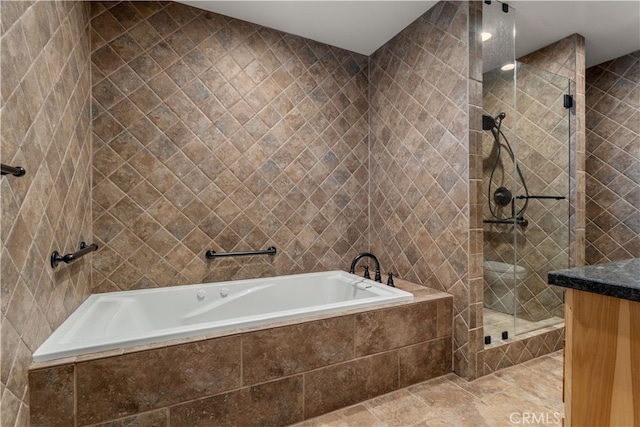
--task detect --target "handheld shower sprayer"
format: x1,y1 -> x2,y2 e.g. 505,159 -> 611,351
483,111 -> 531,224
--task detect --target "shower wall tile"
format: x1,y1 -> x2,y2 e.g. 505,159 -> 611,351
467,0 -> 485,379
478,324 -> 563,376
585,51 -> 640,264
369,0 -> 475,378
91,1 -> 369,291
0,1 -> 92,424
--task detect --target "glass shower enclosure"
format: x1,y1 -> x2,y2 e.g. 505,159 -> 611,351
481,1 -> 572,343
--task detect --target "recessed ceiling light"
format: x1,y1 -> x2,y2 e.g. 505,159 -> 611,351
501,63 -> 515,71
481,32 -> 492,41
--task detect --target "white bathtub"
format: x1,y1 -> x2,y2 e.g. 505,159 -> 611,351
33,271 -> 413,362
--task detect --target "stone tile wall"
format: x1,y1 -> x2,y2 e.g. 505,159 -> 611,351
29,288 -> 453,426
90,1 -> 370,291
0,1 -> 92,425
369,0 -> 481,379
1,8 -> 588,427
90,0 -> 491,383
585,51 -> 640,263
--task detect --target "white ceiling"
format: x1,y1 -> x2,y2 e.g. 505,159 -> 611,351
511,1 -> 640,67
179,1 -> 640,68
179,1 -> 439,56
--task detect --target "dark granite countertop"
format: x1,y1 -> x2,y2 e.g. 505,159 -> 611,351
548,258 -> 640,302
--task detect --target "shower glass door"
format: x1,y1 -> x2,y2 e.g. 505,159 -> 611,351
481,0 -> 518,343
481,1 -> 572,344
513,63 -> 571,336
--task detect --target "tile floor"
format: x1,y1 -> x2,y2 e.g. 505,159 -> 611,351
294,351 -> 563,426
483,308 -> 564,343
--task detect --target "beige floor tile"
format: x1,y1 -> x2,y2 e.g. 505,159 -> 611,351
412,408 -> 493,427
292,351 -> 564,427
478,390 -> 562,426
493,370 -> 562,411
364,389 -> 430,426
297,404 -> 383,427
520,354 -> 564,378
408,377 -> 482,409
447,371 -> 512,399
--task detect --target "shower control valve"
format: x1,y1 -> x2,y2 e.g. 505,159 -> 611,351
494,186 -> 513,206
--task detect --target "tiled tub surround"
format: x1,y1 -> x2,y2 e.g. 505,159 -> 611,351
29,280 -> 453,426
585,51 -> 640,264
369,0 -> 483,379
90,1 -> 370,291
88,0 -> 571,383
90,0 -> 492,380
1,1 -> 93,425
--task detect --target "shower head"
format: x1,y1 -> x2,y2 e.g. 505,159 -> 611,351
482,114 -> 496,131
482,112 -> 506,130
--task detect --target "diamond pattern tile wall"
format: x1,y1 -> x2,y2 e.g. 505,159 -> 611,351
585,51 -> 640,264
91,1 -> 370,291
1,1 -> 92,425
369,1 -> 478,378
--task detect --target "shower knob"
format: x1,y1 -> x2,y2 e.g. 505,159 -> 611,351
494,187 -> 513,206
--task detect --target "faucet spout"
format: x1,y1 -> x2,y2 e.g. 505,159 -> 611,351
349,252 -> 382,283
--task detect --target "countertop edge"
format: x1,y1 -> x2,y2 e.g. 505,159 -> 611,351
548,270 -> 640,303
